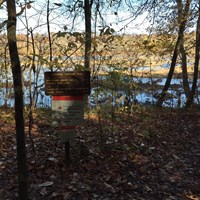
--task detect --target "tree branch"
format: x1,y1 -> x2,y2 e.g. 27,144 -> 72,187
0,0 -> 6,6
0,1 -> 33,31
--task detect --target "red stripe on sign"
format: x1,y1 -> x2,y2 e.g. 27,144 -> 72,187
60,126 -> 76,130
53,96 -> 83,101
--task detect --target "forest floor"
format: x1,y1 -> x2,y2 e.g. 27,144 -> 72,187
0,107 -> 200,200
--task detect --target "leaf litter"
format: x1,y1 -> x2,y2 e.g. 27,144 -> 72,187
0,107 -> 200,200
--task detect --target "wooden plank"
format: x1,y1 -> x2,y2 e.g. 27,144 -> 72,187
44,71 -> 90,95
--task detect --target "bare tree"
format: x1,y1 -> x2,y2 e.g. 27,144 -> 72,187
6,0 -> 28,199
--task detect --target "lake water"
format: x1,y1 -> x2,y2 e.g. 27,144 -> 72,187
0,69 -> 199,108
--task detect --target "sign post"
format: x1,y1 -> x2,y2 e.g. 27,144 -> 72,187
44,71 -> 90,163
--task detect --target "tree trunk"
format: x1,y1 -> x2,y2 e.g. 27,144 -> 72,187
180,42 -> 191,99
186,0 -> 200,107
156,38 -> 180,107
4,44 -> 9,107
47,0 -> 53,71
6,0 -> 28,199
84,0 -> 93,69
156,0 -> 191,107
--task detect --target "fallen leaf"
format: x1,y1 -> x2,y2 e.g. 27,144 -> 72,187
47,157 -> 59,163
38,181 -> 54,187
104,182 -> 116,193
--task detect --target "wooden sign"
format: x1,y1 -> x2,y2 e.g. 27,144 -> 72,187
44,71 -> 90,96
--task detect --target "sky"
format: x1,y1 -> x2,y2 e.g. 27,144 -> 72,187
0,0 -> 149,35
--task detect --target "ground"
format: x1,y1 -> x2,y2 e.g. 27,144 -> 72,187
0,107 -> 200,200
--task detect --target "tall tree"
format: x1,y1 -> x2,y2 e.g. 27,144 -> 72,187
186,0 -> 200,107
178,0 -> 191,100
180,41 -> 191,99
47,0 -> 53,71
156,0 -> 191,107
84,0 -> 93,70
6,0 -> 28,199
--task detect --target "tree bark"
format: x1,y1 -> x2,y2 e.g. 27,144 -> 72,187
186,0 -> 200,107
84,0 -> 93,69
47,0 -> 53,71
6,0 -> 28,199
180,42 -> 191,99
